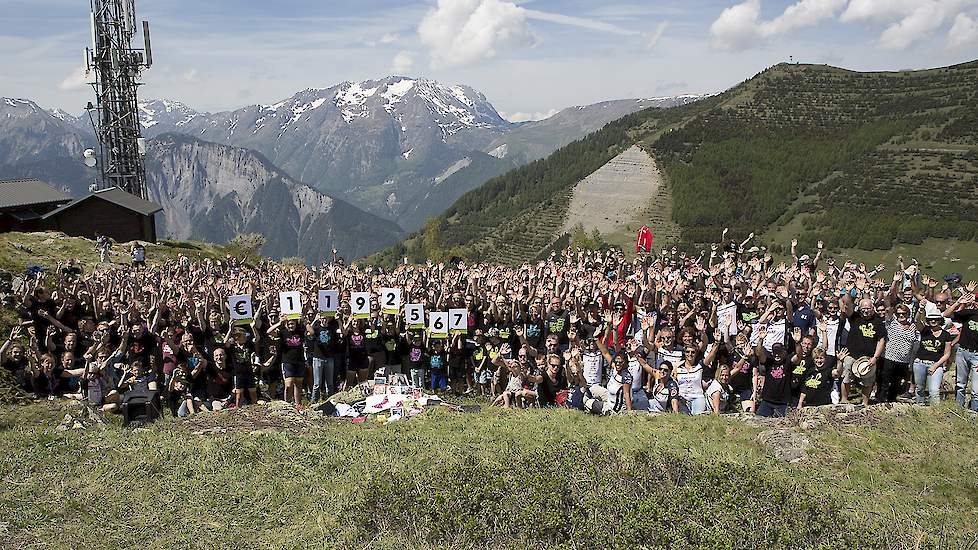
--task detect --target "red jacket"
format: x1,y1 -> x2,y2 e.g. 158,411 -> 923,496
636,226 -> 653,254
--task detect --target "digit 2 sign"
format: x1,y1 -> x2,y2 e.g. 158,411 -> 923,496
380,288 -> 401,315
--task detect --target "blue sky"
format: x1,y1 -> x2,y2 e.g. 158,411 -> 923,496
3,0 -> 977,120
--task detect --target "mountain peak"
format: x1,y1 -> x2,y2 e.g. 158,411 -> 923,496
1,97 -> 44,113
249,76 -> 508,135
138,98 -> 204,129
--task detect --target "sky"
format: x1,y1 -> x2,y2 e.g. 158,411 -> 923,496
3,0 -> 978,121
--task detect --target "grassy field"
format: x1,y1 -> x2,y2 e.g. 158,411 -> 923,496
0,400 -> 975,549
0,231 -> 233,275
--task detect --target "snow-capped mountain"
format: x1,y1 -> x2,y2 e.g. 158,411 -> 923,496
134,76 -> 518,229
130,77 -> 701,230
138,98 -> 204,131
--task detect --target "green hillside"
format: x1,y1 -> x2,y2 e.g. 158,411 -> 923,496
375,60 -> 978,265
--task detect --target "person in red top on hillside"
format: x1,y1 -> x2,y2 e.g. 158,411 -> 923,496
636,226 -> 653,255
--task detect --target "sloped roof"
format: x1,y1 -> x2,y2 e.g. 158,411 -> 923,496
43,186 -> 163,218
0,179 -> 71,209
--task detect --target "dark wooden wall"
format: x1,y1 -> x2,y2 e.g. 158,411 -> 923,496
44,199 -> 157,243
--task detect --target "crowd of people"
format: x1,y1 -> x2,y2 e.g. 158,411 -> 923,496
2,233 -> 978,421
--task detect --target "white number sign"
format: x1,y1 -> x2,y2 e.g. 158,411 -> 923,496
279,291 -> 302,320
228,294 -> 253,325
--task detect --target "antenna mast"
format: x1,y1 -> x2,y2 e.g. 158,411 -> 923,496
85,0 -> 152,199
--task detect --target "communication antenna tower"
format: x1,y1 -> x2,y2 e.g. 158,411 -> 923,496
84,0 -> 152,199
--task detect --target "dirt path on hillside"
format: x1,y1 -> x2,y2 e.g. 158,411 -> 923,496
561,145 -> 663,237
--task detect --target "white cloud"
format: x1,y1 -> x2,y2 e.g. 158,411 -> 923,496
710,0 -> 764,50
710,0 -> 847,50
765,0 -> 848,35
379,33 -> 399,44
501,108 -> 559,122
839,0 -> 921,23
948,12 -> 978,47
523,9 -> 637,35
391,51 -> 414,74
58,66 -> 89,90
182,69 -> 199,82
841,0 -> 978,50
418,0 -> 537,68
878,4 -> 952,49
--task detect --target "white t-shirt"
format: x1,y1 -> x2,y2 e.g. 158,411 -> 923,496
581,351 -> 604,386
676,363 -> 705,399
705,379 -> 730,413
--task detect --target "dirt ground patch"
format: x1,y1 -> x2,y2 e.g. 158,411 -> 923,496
561,145 -> 663,236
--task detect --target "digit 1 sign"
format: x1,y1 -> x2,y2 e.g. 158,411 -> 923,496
350,291 -> 371,319
429,312 -> 448,339
448,308 -> 467,335
279,291 -> 303,320
228,294 -> 253,326
380,287 -> 401,315
405,303 -> 425,329
318,290 -> 339,318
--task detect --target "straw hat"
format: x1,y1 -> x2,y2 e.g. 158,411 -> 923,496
852,356 -> 873,378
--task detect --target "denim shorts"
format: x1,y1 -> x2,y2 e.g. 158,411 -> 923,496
281,362 -> 306,379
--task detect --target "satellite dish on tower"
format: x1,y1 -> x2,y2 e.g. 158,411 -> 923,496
83,148 -> 97,168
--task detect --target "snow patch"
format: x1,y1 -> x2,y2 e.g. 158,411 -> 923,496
381,78 -> 416,112
334,82 -> 379,124
488,143 -> 508,159
449,85 -> 473,107
434,157 -> 472,184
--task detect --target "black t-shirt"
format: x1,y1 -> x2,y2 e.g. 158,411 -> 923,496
845,314 -> 886,358
2,357 -> 27,374
29,298 -> 57,334
800,357 -> 834,406
737,303 -> 759,325
427,349 -> 448,371
382,333 -> 403,365
537,372 -> 559,407
229,340 -> 255,378
311,319 -> 340,358
176,352 -> 209,397
545,311 -> 570,345
521,316 -> 546,350
729,351 -> 756,393
127,331 -> 158,365
364,323 -> 383,354
403,340 -> 425,370
202,325 -> 228,355
277,325 -> 306,365
759,356 -> 791,405
917,329 -> 952,362
953,309 -> 978,351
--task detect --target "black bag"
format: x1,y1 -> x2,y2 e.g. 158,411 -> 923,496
121,387 -> 161,426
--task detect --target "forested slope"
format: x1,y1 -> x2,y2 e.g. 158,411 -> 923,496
374,60 -> 978,265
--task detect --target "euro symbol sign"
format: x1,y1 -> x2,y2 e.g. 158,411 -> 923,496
234,300 -> 248,316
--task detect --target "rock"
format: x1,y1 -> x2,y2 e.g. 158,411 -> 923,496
756,428 -> 810,463
55,424 -> 69,432
71,421 -> 84,430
